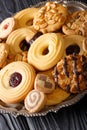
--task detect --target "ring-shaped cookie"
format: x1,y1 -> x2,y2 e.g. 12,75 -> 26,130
28,33 -> 64,71
0,61 -> 36,104
6,27 -> 37,54
14,7 -> 39,28
63,35 -> 85,57
0,17 -> 16,39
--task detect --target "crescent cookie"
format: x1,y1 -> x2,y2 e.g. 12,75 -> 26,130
24,89 -> 46,113
0,43 -> 9,68
6,27 -> 37,54
0,17 -> 16,39
62,11 -> 87,36
14,7 -> 39,28
53,54 -> 87,93
33,1 -> 68,33
28,33 -> 65,71
0,61 -> 36,104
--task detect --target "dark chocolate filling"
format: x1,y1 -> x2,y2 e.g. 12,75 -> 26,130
28,32 -> 43,45
20,32 -> 43,51
66,44 -> 80,55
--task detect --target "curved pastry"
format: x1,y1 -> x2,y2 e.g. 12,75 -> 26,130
24,89 -> 46,113
14,7 -> 39,28
46,88 -> 70,106
6,27 -> 37,54
0,61 -> 36,104
34,74 -> 55,93
28,33 -> 64,71
62,11 -> 87,36
63,35 -> 85,57
53,54 -> 87,93
0,17 -> 16,39
0,43 -> 9,68
33,1 -> 68,33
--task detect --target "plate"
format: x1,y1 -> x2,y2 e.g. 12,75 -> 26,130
0,0 -> 87,117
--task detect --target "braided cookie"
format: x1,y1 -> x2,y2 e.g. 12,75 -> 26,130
6,27 -> 37,54
28,33 -> 64,71
24,90 -> 46,113
14,7 -> 39,28
0,61 -> 36,104
33,2 -> 68,33
0,17 -> 16,39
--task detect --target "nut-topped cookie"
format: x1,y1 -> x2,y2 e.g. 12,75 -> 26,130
62,10 -> 87,36
53,54 -> 87,93
33,1 -> 68,33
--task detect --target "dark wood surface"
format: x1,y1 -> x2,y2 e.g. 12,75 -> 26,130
0,0 -> 87,130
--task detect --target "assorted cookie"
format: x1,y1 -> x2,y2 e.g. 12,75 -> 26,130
33,1 -> 69,33
28,33 -> 65,71
0,1 -> 86,114
53,54 -> 87,93
62,11 -> 87,36
0,61 -> 36,104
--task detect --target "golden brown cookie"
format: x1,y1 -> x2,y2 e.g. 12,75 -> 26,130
63,35 -> 85,57
33,2 -> 68,33
0,61 -> 36,104
62,11 -> 87,36
46,88 -> 70,106
53,54 -> 87,93
24,89 -> 47,113
15,51 -> 28,62
0,43 -> 9,68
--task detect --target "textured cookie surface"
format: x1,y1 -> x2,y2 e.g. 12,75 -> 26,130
53,54 -> 87,93
33,2 -> 68,33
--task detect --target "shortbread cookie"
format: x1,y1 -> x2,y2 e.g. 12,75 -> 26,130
46,88 -> 70,106
34,74 -> 55,93
24,89 -> 46,113
0,61 -> 36,104
53,54 -> 87,93
62,11 -> 87,36
33,2 -> 68,33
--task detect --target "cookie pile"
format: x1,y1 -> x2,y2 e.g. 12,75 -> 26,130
0,1 -> 87,114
